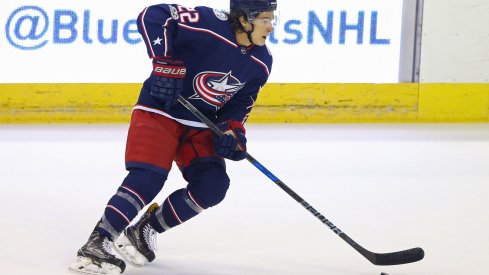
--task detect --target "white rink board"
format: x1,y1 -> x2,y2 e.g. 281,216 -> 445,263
0,0 -> 403,83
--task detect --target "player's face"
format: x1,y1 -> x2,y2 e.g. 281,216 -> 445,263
250,12 -> 275,46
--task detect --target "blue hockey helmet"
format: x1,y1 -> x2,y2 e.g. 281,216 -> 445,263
230,0 -> 278,22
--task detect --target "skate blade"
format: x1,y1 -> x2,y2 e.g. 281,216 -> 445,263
114,235 -> 148,267
69,256 -> 122,275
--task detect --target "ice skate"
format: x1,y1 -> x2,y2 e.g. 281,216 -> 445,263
69,231 -> 126,275
114,203 -> 159,267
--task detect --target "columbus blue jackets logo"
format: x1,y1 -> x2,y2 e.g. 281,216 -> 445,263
190,71 -> 245,109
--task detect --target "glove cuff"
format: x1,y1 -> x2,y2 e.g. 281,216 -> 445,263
152,57 -> 186,78
218,119 -> 246,135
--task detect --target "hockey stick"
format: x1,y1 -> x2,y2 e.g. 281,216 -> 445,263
177,96 -> 424,266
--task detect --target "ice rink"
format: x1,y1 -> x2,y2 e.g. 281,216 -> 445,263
1,123 -> 488,275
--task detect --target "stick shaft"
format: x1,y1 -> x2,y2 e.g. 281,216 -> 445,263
177,96 -> 423,266
177,96 -> 345,231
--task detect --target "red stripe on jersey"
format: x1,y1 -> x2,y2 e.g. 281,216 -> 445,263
140,7 -> 155,58
163,17 -> 172,57
250,55 -> 270,76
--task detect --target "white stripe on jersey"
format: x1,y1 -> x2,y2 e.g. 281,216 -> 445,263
140,7 -> 155,57
242,96 -> 255,124
133,105 -> 209,128
250,55 -> 270,76
163,17 -> 172,57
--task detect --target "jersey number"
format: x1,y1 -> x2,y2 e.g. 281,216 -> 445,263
177,6 -> 200,23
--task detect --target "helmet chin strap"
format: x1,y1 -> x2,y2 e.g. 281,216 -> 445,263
239,20 -> 256,46
245,23 -> 256,45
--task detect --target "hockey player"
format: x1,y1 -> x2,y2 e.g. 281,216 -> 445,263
69,0 -> 278,274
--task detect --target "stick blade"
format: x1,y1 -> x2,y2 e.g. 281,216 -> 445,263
373,247 -> 424,266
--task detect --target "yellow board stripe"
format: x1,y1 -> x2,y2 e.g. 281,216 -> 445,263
0,84 -> 140,123
1,83 -> 488,123
418,83 -> 489,122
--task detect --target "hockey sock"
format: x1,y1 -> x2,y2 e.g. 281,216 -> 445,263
150,188 -> 205,233
149,162 -> 230,233
97,168 -> 167,240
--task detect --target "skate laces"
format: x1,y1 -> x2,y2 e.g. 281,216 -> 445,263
143,224 -> 158,252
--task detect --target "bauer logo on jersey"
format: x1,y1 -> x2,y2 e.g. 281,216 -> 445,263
191,71 -> 245,109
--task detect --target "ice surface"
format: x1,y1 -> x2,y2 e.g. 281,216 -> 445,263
1,124 -> 488,275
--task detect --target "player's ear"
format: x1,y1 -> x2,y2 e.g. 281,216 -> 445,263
239,16 -> 251,31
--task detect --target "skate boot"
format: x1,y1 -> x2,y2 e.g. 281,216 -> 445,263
69,230 -> 126,274
114,203 -> 159,267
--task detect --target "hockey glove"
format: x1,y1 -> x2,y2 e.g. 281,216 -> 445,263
150,57 -> 186,110
214,120 -> 247,161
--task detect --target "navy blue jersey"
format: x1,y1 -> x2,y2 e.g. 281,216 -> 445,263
135,4 -> 273,128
